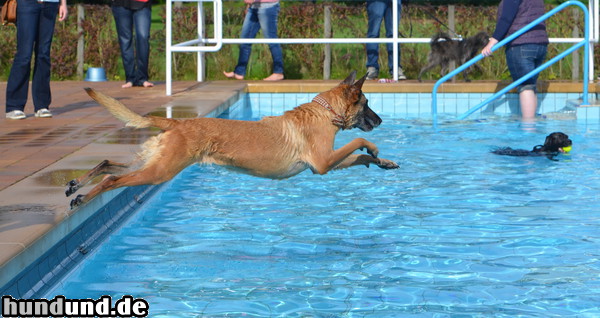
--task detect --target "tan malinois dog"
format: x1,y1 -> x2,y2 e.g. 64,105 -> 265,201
67,71 -> 399,208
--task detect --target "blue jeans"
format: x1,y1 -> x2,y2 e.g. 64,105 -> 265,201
234,2 -> 283,76
6,0 -> 59,113
366,0 -> 402,74
505,44 -> 547,93
112,5 -> 151,86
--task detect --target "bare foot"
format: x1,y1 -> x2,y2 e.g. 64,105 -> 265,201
121,82 -> 133,88
143,81 -> 154,88
263,73 -> 284,81
223,71 -> 244,80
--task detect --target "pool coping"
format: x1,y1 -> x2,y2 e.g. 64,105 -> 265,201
0,80 -> 247,297
0,80 -> 598,297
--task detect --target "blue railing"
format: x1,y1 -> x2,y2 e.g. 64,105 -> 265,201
431,0 -> 590,129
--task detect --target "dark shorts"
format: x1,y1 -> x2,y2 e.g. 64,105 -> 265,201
505,44 -> 548,93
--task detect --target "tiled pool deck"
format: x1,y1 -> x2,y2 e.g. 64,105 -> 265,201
0,79 -> 598,297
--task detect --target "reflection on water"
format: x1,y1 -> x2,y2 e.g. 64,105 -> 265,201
99,127 -> 161,145
148,106 -> 199,119
35,169 -> 101,187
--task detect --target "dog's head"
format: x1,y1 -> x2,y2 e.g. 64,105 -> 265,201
541,132 -> 572,153
325,71 -> 382,131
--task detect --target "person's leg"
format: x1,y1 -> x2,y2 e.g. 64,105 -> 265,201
232,7 -> 261,77
519,89 -> 537,121
506,44 -> 546,120
112,6 -> 136,86
366,0 -> 386,73
132,6 -> 152,87
6,0 -> 40,113
520,44 -> 547,121
383,0 -> 402,75
31,2 -> 59,112
258,2 -> 283,80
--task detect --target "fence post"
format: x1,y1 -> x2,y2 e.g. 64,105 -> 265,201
572,8 -> 580,80
323,5 -> 332,80
77,4 -> 84,79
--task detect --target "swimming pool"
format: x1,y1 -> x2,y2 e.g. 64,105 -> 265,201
44,96 -> 600,317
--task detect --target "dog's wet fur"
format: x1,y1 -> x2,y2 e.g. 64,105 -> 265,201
491,132 -> 572,160
66,71 -> 399,208
418,31 -> 489,82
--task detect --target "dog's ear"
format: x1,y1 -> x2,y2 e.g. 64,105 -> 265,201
341,71 -> 357,86
353,73 -> 367,90
346,73 -> 367,102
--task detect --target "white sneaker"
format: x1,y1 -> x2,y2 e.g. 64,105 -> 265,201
6,110 -> 26,120
366,67 -> 379,80
397,67 -> 407,80
35,108 -> 52,118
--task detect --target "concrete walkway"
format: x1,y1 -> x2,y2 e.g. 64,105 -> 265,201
0,80 -> 247,282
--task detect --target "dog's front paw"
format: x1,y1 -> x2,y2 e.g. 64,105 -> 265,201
367,148 -> 379,158
376,158 -> 399,170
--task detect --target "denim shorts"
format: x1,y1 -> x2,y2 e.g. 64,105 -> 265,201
505,44 -> 548,93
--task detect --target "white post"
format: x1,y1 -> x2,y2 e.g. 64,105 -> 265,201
166,0 -> 173,96
197,0 -> 205,82
392,0 -> 398,80
590,0 -> 599,81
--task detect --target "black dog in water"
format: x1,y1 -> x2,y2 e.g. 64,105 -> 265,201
418,31 -> 489,82
492,132 -> 572,160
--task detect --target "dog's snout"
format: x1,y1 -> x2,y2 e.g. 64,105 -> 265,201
369,108 -> 382,127
359,105 -> 382,131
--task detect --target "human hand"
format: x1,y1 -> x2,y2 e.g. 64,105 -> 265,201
243,0 -> 254,4
481,37 -> 498,57
58,2 -> 68,21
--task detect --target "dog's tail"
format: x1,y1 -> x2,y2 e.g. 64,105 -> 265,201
85,88 -> 177,130
431,32 -> 452,43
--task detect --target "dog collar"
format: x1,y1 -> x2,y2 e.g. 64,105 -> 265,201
312,95 -> 346,128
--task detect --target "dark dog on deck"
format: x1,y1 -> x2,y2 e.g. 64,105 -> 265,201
418,31 -> 489,82
492,132 -> 572,160
66,71 -> 399,208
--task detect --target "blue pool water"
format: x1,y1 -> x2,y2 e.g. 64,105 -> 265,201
45,114 -> 600,317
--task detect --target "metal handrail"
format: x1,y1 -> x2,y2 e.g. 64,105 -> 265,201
431,0 -> 590,129
166,0 -> 223,96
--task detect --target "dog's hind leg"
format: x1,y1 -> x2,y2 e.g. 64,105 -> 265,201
418,62 -> 438,82
461,69 -> 471,82
418,53 -> 441,82
440,62 -> 450,77
66,160 -> 129,197
69,162 -> 185,209
69,141 -> 193,209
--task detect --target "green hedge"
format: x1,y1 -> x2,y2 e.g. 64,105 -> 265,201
0,2 -> 595,81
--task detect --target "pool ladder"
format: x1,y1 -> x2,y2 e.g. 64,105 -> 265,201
430,0 -> 593,129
